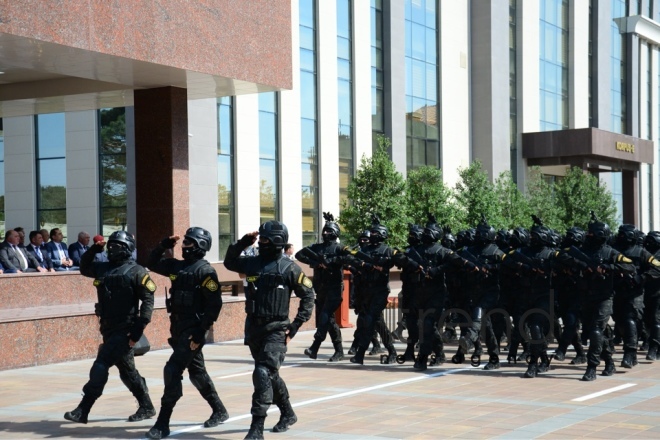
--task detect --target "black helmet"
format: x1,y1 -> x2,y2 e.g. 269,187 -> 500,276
184,227 -> 212,252
369,213 -> 388,242
616,224 -> 637,248
441,226 -> 456,250
563,226 -> 585,247
636,230 -> 646,246
108,230 -> 136,253
475,215 -> 496,244
259,220 -> 289,248
359,229 -> 371,240
422,213 -> 442,243
510,227 -> 530,248
530,215 -> 553,247
408,223 -> 423,246
587,211 -> 611,244
495,229 -> 510,250
322,212 -> 340,242
644,231 -> 660,253
456,228 -> 476,248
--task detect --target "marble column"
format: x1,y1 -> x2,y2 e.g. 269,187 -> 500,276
134,86 -> 190,263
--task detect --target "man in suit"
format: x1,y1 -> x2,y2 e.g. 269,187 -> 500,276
0,230 -> 46,273
46,228 -> 78,271
25,230 -> 54,272
69,231 -> 91,266
13,227 -> 26,248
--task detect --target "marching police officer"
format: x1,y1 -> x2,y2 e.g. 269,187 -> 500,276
146,227 -> 226,439
64,231 -> 156,424
295,212 -> 346,362
224,221 -> 314,439
644,231 -> 660,360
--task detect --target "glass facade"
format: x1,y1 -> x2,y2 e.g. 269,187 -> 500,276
217,96 -> 235,259
36,113 -> 67,240
259,92 -> 279,223
539,0 -> 569,131
371,0 -> 384,152
405,0 -> 440,170
509,0 -> 518,181
338,0 -> 354,211
98,108 -> 127,237
300,0 -> 319,246
611,0 -> 627,134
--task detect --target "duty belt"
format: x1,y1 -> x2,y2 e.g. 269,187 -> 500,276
170,313 -> 199,322
251,316 -> 287,326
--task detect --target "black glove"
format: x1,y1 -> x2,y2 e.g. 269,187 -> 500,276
463,260 -> 477,271
427,266 -> 440,278
129,320 -> 146,343
286,319 -> 303,339
362,262 -> 374,271
191,326 -> 207,344
91,243 -> 104,253
238,234 -> 257,249
160,237 -> 177,249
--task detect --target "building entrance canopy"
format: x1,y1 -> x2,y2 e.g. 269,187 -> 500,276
522,128 -> 654,172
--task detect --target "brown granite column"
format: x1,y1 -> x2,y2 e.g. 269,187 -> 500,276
622,169 -> 639,226
134,87 -> 189,263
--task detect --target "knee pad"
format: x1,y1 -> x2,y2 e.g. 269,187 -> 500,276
472,307 -> 483,322
89,360 -> 110,383
252,366 -> 271,392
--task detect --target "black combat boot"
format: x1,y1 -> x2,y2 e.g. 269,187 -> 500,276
64,395 -> 95,424
304,339 -> 322,360
128,393 -> 157,422
350,346 -> 366,365
429,350 -> 446,366
146,407 -> 173,439
328,341 -> 344,362
458,336 -> 474,355
347,341 -> 358,355
272,400 -> 297,432
402,343 -> 416,362
414,354 -> 428,371
554,348 -> 566,362
484,355 -> 500,370
571,353 -> 587,365
602,360 -> 616,376
524,362 -> 538,378
204,398 -> 229,427
382,344 -> 397,364
369,339 -> 385,355
621,351 -> 635,369
647,342 -> 658,361
537,353 -> 550,373
582,367 -> 597,381
245,416 -> 266,440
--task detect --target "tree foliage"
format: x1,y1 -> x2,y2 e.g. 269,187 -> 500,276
406,166 -> 456,227
453,161 -> 501,230
493,171 -> 531,229
339,136 -> 409,248
525,167 -> 562,230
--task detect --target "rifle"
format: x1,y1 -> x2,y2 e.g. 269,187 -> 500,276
565,246 -> 606,280
457,247 -> 489,279
506,249 -> 548,277
299,246 -> 328,266
353,250 -> 391,270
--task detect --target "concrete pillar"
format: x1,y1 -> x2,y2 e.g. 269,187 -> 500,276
134,87 -> 190,263
622,169 -> 639,225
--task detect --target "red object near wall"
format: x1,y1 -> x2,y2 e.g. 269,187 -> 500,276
335,271 -> 354,328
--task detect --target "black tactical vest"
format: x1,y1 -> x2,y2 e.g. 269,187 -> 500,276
94,262 -> 138,329
169,259 -> 208,320
245,257 -> 293,320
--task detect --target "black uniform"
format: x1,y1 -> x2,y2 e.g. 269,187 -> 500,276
644,244 -> 660,359
65,243 -> 155,423
147,241 -> 225,433
224,237 -> 314,424
295,240 -> 346,359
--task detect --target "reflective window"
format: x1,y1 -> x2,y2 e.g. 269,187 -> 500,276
300,0 -> 319,246
539,0 -> 569,131
0,118 -> 4,235
98,108 -> 127,237
259,92 -> 279,223
371,0 -> 384,151
510,0 -> 518,181
405,0 -> 440,170
611,0 -> 627,133
218,96 -> 235,258
338,0 -> 354,211
36,113 -> 67,240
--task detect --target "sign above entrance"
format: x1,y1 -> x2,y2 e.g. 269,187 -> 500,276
616,142 -> 635,154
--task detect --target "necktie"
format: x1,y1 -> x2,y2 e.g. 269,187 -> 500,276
14,245 -> 28,270
57,243 -> 66,260
35,246 -> 43,260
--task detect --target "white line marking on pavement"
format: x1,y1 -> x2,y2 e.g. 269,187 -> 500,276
158,367 -> 473,438
215,364 -> 300,380
572,383 -> 637,402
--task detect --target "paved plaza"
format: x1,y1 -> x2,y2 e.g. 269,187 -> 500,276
1,325 -> 660,439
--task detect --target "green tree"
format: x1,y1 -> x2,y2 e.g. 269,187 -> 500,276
525,167 -> 562,230
339,136 -> 409,248
493,170 -> 531,229
554,166 -> 618,230
406,166 -> 458,229
453,160 -> 502,230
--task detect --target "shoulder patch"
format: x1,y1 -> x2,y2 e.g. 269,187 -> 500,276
93,279 -> 101,287
618,255 -> 633,263
169,274 -> 177,281
651,258 -> 660,267
145,279 -> 157,292
302,275 -> 313,288
202,276 -> 219,292
141,274 -> 150,285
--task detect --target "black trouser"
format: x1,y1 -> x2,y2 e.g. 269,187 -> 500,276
523,295 -> 550,362
644,292 -> 660,345
356,289 -> 393,350
582,296 -> 614,367
82,329 -> 149,403
313,290 -> 343,344
461,292 -> 499,358
614,292 -> 644,353
414,290 -> 445,357
160,329 -> 221,412
247,325 -> 289,417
